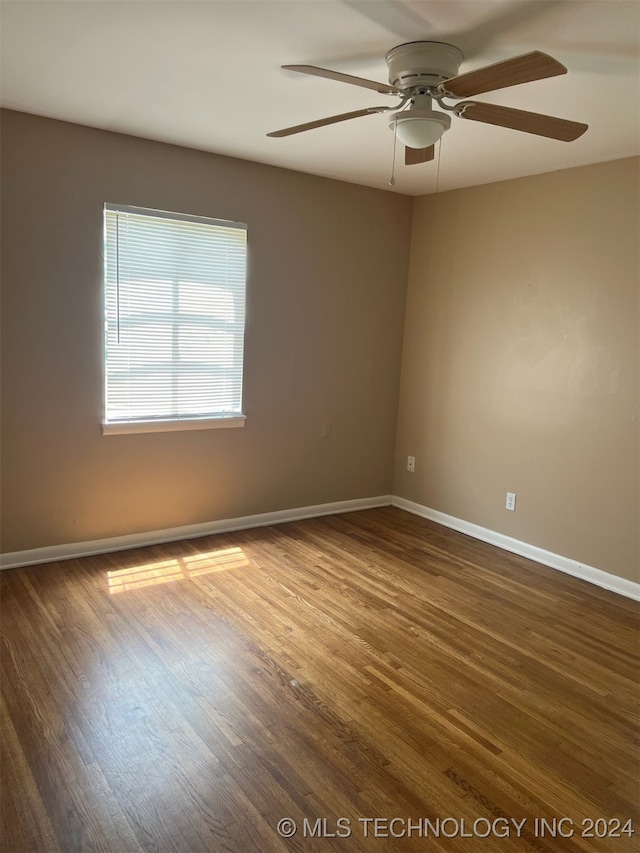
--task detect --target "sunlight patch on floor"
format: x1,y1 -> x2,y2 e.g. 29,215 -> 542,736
107,546 -> 250,593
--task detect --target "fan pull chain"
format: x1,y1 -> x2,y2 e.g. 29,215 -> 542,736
388,116 -> 398,186
434,138 -> 442,192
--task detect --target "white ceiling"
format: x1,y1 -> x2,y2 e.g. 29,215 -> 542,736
1,0 -> 639,196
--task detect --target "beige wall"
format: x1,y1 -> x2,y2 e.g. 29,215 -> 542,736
0,110 -> 412,551
2,109 -> 638,586
393,158 -> 639,583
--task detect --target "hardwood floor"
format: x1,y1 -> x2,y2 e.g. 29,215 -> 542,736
1,507 -> 638,852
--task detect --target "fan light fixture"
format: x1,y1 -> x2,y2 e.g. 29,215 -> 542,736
390,109 -> 451,149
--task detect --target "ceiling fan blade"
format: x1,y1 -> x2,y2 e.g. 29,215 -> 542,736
459,102 -> 588,141
440,51 -> 567,98
283,64 -> 400,96
267,107 -> 386,138
405,146 -> 435,165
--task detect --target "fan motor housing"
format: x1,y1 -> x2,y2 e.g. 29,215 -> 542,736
385,41 -> 463,91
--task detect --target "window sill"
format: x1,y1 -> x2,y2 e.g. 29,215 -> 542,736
102,415 -> 246,435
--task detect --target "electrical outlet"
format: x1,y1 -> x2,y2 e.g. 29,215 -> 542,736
407,455 -> 416,473
505,492 -> 517,511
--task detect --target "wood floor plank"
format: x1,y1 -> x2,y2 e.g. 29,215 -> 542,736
0,693 -> 60,853
1,507 -> 638,852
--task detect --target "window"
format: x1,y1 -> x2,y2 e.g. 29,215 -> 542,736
103,204 -> 247,434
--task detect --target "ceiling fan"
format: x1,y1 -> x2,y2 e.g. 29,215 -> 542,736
267,41 -> 588,166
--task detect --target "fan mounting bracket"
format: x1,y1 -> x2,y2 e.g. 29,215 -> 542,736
385,41 -> 464,92
453,101 -> 479,118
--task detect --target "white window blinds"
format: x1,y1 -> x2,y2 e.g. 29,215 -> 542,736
103,204 -> 247,428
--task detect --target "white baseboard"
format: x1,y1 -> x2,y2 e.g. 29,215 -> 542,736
3,494 -> 638,601
392,496 -> 640,601
0,495 -> 392,570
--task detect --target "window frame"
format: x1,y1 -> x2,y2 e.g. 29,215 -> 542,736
101,203 -> 248,436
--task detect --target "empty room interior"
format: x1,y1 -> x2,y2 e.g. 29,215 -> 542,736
1,1 -> 638,852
